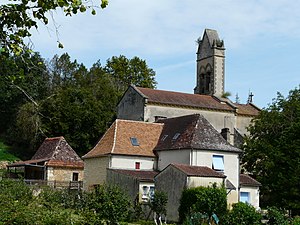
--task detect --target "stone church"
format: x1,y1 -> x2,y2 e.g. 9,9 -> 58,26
117,29 -> 260,146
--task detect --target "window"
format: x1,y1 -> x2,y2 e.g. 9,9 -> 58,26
240,192 -> 250,203
161,135 -> 168,141
172,133 -> 180,140
130,137 -> 139,146
135,162 -> 140,170
212,155 -> 224,171
72,172 -> 79,181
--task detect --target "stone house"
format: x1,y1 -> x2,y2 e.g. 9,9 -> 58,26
7,136 -> 84,188
82,120 -> 163,191
83,114 -> 261,221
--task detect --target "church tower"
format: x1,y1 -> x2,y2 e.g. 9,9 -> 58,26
194,29 -> 225,97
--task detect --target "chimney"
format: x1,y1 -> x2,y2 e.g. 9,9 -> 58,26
221,128 -> 230,141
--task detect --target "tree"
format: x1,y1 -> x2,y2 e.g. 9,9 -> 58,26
149,191 -> 168,225
222,202 -> 262,225
105,55 -> 157,92
179,184 -> 227,223
0,0 -> 108,56
242,87 -> 300,214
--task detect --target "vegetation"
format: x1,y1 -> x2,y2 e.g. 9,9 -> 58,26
242,86 -> 300,215
0,140 -> 18,161
179,184 -> 227,223
149,191 -> 168,224
0,52 -> 157,158
0,179 -> 132,225
0,0 -> 108,56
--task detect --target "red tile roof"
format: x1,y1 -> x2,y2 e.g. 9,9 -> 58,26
172,163 -> 226,178
135,86 -> 260,116
83,120 -> 163,159
240,174 -> 261,187
108,169 -> 158,181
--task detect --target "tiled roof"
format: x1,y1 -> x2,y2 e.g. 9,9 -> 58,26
172,163 -> 226,178
137,87 -> 233,112
108,169 -> 158,181
83,120 -> 163,159
235,103 -> 260,116
155,114 -> 242,153
135,86 -> 260,116
240,174 -> 261,187
8,137 -> 83,168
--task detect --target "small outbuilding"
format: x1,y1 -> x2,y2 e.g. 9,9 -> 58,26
7,136 -> 84,189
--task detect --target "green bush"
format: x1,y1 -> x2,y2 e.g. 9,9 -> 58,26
266,206 -> 289,225
221,202 -> 262,225
179,183 -> 227,223
86,184 -> 132,225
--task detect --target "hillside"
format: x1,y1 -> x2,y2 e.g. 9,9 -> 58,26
0,140 -> 19,162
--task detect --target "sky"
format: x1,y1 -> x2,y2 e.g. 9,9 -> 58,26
28,0 -> 300,108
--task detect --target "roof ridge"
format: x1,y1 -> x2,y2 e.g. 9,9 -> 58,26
111,120 -> 118,154
116,119 -> 163,126
51,136 -> 63,158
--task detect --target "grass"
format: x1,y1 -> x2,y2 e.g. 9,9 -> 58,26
0,140 -> 19,161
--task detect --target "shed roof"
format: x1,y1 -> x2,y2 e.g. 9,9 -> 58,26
155,114 -> 242,153
171,163 -> 226,178
240,174 -> 261,187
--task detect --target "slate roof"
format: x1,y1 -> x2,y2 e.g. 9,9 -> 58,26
8,137 -> 83,168
108,169 -> 158,181
171,163 -> 226,178
205,29 -> 221,47
155,114 -> 242,153
82,120 -> 163,159
135,86 -> 259,116
240,174 -> 262,187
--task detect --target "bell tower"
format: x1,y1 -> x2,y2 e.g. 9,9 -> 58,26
194,29 -> 225,97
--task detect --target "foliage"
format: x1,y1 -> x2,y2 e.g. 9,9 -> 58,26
266,206 -> 289,225
0,0 -> 108,56
149,191 -> 168,216
242,87 -> 300,213
86,184 -> 132,225
0,179 -> 135,225
105,55 -> 157,92
221,202 -> 262,225
179,183 -> 227,223
0,139 -> 18,161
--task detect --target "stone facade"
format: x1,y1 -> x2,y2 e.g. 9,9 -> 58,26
195,29 -> 225,97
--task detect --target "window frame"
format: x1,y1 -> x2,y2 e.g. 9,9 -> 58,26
212,155 -> 225,171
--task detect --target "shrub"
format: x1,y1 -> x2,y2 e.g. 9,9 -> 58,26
179,183 -> 227,223
86,184 -> 132,225
266,206 -> 289,225
222,202 -> 262,225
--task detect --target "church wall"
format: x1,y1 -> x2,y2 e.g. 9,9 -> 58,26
236,115 -> 253,135
117,86 -> 145,121
145,104 -> 236,136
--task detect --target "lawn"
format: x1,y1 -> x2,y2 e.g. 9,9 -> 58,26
0,140 -> 19,161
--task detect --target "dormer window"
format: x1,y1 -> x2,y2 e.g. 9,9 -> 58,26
172,133 -> 180,140
130,137 -> 139,146
161,135 -> 168,141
